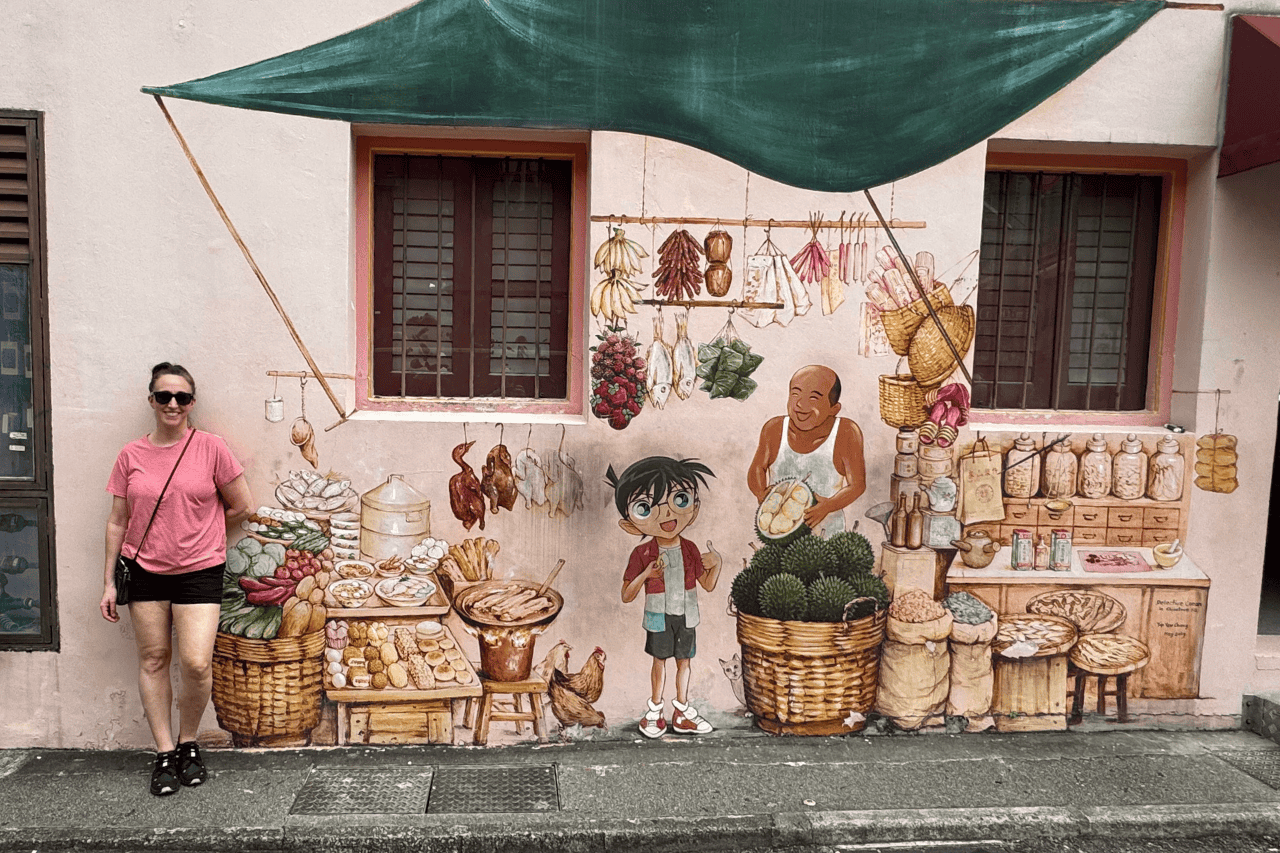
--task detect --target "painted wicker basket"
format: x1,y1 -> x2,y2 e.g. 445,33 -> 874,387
878,373 -> 929,429
737,609 -> 886,735
212,628 -> 325,745
880,284 -> 953,355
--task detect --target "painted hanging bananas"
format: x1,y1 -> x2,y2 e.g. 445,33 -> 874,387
591,227 -> 649,323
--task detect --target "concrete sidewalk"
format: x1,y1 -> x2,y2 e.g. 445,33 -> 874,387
2,728 -> 1280,852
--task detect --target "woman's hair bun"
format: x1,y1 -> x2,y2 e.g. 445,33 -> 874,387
151,362 -> 173,374
149,362 -> 196,395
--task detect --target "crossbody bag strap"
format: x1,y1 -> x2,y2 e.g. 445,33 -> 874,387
133,428 -> 196,560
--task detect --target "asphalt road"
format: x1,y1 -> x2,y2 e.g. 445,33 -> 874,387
819,837 -> 1280,853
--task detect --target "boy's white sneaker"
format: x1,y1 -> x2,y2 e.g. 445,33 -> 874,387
638,699 -> 666,739
671,698 -> 713,734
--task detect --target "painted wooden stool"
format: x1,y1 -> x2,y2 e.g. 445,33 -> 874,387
465,671 -> 549,745
1068,633 -> 1150,724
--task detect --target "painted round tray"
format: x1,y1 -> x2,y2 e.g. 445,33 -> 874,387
992,613 -> 1077,658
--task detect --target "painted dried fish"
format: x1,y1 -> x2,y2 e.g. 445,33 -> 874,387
672,312 -> 697,401
646,315 -> 674,409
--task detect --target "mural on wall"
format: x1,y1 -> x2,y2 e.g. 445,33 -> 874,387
203,202 -> 1229,750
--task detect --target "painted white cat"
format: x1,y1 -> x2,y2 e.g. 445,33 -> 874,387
719,652 -> 745,708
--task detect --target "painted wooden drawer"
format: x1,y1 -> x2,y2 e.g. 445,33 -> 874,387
1106,506 -> 1144,529
1004,503 -> 1036,525
1072,526 -> 1108,545
1037,505 -> 1074,526
1143,507 -> 1181,529
1142,528 -> 1179,547
1106,528 -> 1143,547
1074,506 -> 1107,527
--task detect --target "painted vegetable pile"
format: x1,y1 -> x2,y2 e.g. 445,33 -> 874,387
590,326 -> 647,430
696,315 -> 763,401
241,506 -> 331,550
591,227 -> 648,323
653,229 -> 704,300
221,536 -> 335,639
731,529 -> 886,623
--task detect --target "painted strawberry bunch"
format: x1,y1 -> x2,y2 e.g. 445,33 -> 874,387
590,326 -> 647,430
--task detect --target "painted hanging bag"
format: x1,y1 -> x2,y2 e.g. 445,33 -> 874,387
955,437 -> 1005,525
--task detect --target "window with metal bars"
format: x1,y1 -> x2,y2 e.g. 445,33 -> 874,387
0,112 -> 57,651
371,154 -> 570,400
972,170 -> 1160,412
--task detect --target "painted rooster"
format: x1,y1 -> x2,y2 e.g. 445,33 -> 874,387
547,646 -> 607,734
448,441 -> 485,531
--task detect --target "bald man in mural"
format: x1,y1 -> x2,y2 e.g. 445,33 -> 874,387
748,365 -> 866,537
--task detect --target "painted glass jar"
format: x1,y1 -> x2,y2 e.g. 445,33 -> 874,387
1078,433 -> 1112,499
1041,441 -> 1078,499
1112,434 -> 1148,500
1146,435 -> 1185,501
1004,433 -> 1040,499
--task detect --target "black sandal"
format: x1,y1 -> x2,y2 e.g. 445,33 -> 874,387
176,741 -> 207,787
150,750 -> 180,796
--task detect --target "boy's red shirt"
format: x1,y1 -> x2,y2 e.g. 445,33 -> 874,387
622,536 -> 704,594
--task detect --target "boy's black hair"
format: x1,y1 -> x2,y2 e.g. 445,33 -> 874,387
605,456 -> 715,517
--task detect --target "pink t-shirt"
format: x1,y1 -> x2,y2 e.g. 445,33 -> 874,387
107,429 -> 245,574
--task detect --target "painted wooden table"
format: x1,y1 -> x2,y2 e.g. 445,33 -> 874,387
946,547 -> 1209,699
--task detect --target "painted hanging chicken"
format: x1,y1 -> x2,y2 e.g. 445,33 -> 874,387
481,441 -> 517,513
448,441 -> 485,531
547,448 -> 585,519
512,448 -> 553,510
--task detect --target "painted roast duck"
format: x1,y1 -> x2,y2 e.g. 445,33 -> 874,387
449,441 -> 485,531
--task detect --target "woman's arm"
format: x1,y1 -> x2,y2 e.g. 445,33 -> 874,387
219,473 -> 253,528
101,495 -> 129,622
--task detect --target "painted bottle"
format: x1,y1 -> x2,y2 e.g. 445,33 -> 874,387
1146,435 -> 1185,501
906,492 -> 924,550
1078,433 -> 1113,499
1042,440 -> 1078,500
1034,535 -> 1050,571
1004,433 -> 1040,499
1112,434 -> 1148,500
890,494 -> 909,548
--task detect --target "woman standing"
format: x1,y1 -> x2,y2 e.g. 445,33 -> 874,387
100,363 -> 252,796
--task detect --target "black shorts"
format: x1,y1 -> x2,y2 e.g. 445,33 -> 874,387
645,613 -> 697,660
127,559 -> 224,605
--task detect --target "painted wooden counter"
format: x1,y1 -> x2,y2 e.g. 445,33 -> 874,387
946,548 -> 1208,699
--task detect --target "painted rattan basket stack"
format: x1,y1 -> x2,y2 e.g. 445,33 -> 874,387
212,628 -> 326,746
736,609 -> 887,735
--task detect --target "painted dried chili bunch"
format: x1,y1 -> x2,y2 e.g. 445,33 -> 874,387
653,229 -> 704,300
590,326 -> 648,430
790,211 -> 831,285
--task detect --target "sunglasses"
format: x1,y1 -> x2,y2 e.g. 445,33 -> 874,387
150,391 -> 195,406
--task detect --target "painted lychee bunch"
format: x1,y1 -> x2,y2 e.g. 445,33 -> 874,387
590,327 -> 647,430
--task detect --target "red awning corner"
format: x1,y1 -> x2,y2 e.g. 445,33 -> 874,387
1220,15 -> 1280,178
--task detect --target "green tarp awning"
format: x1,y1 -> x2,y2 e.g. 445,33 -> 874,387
143,0 -> 1164,192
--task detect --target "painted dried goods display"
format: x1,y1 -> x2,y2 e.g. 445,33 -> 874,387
590,227 -> 648,323
671,312 -> 697,401
653,229 -> 704,300
696,314 -> 763,401
1195,433 -> 1238,493
703,228 -> 733,297
590,326 -> 647,430
274,470 -> 357,514
645,315 -> 674,409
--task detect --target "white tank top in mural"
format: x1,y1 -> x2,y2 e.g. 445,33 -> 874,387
770,416 -> 846,536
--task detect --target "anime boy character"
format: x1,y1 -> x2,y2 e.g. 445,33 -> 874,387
608,456 -> 722,738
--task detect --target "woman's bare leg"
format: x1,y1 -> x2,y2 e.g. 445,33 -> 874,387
171,603 -> 220,744
130,600 -> 175,752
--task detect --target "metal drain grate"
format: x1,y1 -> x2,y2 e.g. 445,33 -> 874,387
1214,750 -> 1280,789
291,767 -> 435,815
427,764 -> 559,814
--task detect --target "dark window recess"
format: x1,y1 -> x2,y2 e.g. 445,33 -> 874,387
972,171 -> 1160,412
0,113 -> 56,651
372,155 -> 570,400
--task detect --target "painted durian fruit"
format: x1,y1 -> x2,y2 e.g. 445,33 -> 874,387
731,561 -> 770,617
754,479 -> 814,546
807,576 -> 860,623
758,572 -> 808,622
828,530 -> 876,580
780,534 -> 837,586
